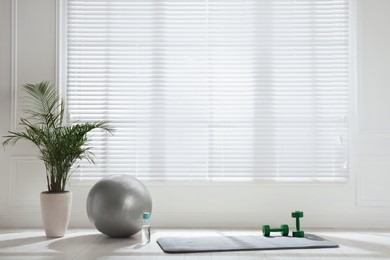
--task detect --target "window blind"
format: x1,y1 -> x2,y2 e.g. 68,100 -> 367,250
64,0 -> 350,180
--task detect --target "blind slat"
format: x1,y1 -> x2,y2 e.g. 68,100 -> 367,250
65,0 -> 350,180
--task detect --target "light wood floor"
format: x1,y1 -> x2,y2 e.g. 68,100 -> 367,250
0,229 -> 390,259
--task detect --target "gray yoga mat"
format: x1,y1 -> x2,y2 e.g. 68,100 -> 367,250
157,234 -> 338,253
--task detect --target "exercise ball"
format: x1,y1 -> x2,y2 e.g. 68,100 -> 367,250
86,174 -> 152,238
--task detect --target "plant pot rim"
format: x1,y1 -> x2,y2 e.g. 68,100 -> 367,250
41,191 -> 71,194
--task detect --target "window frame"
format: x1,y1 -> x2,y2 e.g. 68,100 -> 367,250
58,0 -> 356,183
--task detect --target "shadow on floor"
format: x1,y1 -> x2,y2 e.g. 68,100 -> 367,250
47,232 -> 158,258
0,232 -> 48,248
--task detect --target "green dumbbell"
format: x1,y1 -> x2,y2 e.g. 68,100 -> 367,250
262,224 -> 289,237
291,211 -> 304,237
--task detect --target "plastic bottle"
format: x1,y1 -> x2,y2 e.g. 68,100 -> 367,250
141,212 -> 151,244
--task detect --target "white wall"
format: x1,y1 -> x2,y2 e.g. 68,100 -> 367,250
1,0 -> 390,229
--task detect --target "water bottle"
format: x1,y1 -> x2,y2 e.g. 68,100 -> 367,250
141,212 -> 151,244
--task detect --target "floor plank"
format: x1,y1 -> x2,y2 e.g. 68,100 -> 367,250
0,229 -> 389,259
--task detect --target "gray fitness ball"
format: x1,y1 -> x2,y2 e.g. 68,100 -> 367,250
86,174 -> 152,238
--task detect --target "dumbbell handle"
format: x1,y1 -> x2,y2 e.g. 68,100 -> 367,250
270,227 -> 283,232
295,218 -> 300,231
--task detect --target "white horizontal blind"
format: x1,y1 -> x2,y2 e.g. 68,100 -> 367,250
65,0 -> 350,180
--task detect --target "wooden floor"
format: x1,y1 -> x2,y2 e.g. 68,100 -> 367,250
0,229 -> 390,259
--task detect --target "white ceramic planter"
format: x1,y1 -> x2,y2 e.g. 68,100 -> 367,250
40,191 -> 72,238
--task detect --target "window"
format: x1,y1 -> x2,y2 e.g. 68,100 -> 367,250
63,0 -> 351,180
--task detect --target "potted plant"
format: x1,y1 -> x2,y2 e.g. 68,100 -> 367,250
2,81 -> 113,237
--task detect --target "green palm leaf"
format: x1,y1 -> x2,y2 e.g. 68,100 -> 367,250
2,82 -> 114,192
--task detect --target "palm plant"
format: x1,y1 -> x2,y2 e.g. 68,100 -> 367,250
2,81 -> 113,192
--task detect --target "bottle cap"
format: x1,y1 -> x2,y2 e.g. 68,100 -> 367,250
143,212 -> 151,219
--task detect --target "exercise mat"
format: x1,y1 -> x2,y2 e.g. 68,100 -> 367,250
157,234 -> 338,253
